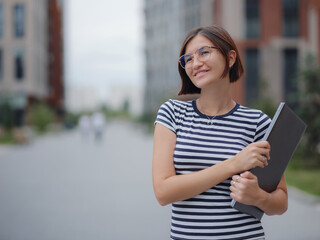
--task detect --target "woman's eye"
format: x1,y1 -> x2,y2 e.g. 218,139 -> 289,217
200,51 -> 209,55
185,56 -> 193,63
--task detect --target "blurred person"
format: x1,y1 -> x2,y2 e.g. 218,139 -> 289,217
152,26 -> 288,240
91,111 -> 106,141
78,114 -> 91,138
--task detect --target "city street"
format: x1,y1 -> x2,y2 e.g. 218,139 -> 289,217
0,121 -> 319,240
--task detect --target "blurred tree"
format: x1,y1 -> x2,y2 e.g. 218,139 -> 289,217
296,54 -> 320,166
249,77 -> 277,118
249,98 -> 277,119
63,112 -> 80,129
0,102 -> 14,129
123,98 -> 130,112
28,103 -> 55,132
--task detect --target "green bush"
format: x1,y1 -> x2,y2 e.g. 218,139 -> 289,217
0,102 -> 13,129
295,56 -> 320,167
0,129 -> 15,144
249,98 -> 278,118
64,112 -> 80,129
135,112 -> 156,133
28,103 -> 55,133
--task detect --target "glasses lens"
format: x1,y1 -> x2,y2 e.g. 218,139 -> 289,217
179,56 -> 186,68
198,47 -> 211,59
179,54 -> 193,69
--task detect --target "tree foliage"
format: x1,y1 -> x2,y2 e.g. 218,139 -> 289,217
28,103 -> 55,133
296,55 -> 320,166
0,102 -> 13,129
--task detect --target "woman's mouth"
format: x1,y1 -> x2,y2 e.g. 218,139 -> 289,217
194,69 -> 209,77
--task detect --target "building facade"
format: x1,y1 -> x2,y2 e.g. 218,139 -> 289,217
0,0 -> 64,126
47,0 -> 64,115
143,0 -> 320,114
143,0 -> 214,114
216,0 -> 320,107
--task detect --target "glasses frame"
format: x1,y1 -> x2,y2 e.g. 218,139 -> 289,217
179,46 -> 220,69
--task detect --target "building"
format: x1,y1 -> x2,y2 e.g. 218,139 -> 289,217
216,0 -> 320,107
0,0 -> 64,127
143,0 -> 320,114
143,0 -> 214,114
47,0 -> 64,117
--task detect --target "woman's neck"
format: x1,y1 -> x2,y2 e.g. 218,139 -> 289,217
198,79 -> 235,116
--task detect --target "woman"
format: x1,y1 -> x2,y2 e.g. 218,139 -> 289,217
152,26 -> 288,240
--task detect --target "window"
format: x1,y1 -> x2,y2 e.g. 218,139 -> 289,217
14,48 -> 25,80
14,4 -> 25,38
283,48 -> 298,109
282,0 -> 299,37
0,4 -> 3,38
245,48 -> 259,105
246,0 -> 260,39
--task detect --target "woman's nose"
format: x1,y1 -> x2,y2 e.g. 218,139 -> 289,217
192,56 -> 203,69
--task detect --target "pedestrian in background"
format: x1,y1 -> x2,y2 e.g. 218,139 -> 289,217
91,111 -> 106,141
152,25 -> 288,240
78,114 -> 91,138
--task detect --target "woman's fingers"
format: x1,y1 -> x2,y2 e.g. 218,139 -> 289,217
254,141 -> 270,149
255,142 -> 271,167
235,141 -> 271,171
258,147 -> 270,160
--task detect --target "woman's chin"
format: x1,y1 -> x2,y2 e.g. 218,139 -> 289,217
193,78 -> 214,89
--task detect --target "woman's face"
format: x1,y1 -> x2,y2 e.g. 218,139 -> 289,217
184,34 -> 228,89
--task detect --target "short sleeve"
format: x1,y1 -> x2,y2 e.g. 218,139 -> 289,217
154,100 -> 177,134
254,112 -> 271,142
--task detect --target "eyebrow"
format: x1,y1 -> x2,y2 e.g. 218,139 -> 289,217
185,46 -> 210,55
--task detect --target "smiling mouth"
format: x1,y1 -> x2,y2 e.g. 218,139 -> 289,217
194,70 -> 209,77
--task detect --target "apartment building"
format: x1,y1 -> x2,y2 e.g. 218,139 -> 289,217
0,0 -> 64,126
216,0 -> 320,106
143,0 -> 214,114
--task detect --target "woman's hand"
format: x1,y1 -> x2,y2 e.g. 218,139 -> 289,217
233,141 -> 270,172
229,171 -> 267,206
230,172 -> 288,216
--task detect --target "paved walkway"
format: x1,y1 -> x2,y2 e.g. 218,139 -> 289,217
0,121 -> 319,240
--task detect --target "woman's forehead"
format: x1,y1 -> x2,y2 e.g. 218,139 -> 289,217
185,35 -> 214,54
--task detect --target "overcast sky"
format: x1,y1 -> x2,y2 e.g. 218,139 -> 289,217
64,0 -> 144,103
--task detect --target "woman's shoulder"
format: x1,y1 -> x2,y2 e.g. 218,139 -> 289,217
236,104 -> 270,119
161,99 -> 194,111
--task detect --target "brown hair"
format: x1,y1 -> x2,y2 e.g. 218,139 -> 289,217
178,25 -> 244,95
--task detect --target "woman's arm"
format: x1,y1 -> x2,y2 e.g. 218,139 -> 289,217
230,172 -> 288,215
153,123 -> 271,206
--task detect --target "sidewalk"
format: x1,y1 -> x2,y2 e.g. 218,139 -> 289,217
288,186 -> 320,210
262,187 -> 320,239
0,144 -> 13,158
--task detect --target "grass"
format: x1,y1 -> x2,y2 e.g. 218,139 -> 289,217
285,166 -> 320,197
0,130 -> 15,144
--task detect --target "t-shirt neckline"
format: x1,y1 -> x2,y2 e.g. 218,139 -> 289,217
192,99 -> 239,119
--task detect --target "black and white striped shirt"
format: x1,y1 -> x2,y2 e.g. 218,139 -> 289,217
155,99 -> 271,240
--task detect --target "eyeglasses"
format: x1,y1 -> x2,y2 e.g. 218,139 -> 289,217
179,46 -> 219,69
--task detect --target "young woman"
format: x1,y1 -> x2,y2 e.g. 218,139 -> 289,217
152,26 -> 288,240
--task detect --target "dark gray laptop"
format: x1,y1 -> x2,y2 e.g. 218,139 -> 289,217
231,102 -> 307,220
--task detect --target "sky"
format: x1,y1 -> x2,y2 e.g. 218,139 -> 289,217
64,0 -> 144,109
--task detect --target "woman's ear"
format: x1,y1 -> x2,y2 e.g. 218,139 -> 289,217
228,50 -> 236,68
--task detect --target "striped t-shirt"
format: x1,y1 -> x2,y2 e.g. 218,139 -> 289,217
155,99 -> 271,240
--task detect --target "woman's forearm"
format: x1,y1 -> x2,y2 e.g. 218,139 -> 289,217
255,176 -> 288,215
256,189 -> 288,215
154,157 -> 237,206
